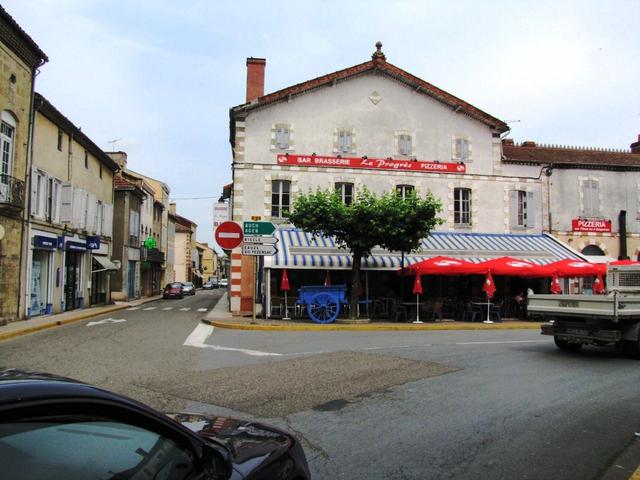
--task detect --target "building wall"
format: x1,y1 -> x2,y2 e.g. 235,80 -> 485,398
0,43 -> 36,323
174,231 -> 188,282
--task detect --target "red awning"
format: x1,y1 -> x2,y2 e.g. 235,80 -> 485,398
404,256 -> 481,275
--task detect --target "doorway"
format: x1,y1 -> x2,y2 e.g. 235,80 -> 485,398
64,252 -> 81,311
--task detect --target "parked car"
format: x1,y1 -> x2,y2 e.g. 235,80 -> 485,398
203,281 -> 215,290
163,282 -> 183,299
181,281 -> 196,295
219,278 -> 228,287
0,369 -> 310,480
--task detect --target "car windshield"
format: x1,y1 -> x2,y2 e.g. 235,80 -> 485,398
183,283 -> 194,287
167,283 -> 182,288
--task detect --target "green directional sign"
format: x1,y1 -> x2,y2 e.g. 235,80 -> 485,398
243,221 -> 276,235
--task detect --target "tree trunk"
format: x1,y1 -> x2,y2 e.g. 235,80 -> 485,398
349,251 -> 362,319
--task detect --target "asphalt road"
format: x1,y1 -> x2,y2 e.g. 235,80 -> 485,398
2,293 -> 640,480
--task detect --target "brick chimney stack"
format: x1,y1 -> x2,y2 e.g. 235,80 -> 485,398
631,134 -> 640,154
246,57 -> 266,103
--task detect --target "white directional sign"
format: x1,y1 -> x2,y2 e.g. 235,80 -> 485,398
86,318 -> 127,327
243,235 -> 278,245
242,244 -> 278,256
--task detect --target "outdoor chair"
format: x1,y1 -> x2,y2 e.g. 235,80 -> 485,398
269,297 -> 284,318
390,302 -> 408,322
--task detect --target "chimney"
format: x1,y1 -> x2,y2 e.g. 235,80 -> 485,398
246,57 -> 266,103
106,151 -> 127,170
631,134 -> 640,154
502,138 -> 515,146
522,141 -> 537,147
169,203 -> 176,215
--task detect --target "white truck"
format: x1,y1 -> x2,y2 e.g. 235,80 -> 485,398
528,264 -> 640,358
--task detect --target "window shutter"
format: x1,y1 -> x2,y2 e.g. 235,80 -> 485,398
509,190 -> 518,228
30,167 -> 38,216
71,188 -> 84,228
86,194 -> 97,233
60,183 -> 73,223
526,192 -> 535,228
103,203 -> 113,237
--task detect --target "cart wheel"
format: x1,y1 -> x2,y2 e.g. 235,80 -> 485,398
307,292 -> 340,324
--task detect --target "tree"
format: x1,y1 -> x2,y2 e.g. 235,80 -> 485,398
287,187 -> 443,319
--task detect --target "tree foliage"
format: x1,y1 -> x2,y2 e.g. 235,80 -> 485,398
287,187 -> 443,319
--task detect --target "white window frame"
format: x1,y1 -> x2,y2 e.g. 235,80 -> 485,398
454,188 -> 472,226
335,182 -> 354,206
396,184 -> 415,200
398,134 -> 412,156
275,124 -> 290,150
454,138 -> 470,161
271,179 -> 291,218
337,129 -> 353,154
0,114 -> 15,189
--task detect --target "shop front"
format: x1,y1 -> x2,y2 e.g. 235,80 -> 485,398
90,238 -> 118,306
64,238 -> 87,311
29,233 -> 57,317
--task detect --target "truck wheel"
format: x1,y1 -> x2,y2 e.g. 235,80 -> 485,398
554,337 -> 583,352
621,339 -> 640,359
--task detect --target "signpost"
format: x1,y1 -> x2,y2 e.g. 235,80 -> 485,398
215,221 -> 244,250
243,221 -> 276,235
242,221 -> 278,323
243,235 -> 278,245
242,244 -> 278,256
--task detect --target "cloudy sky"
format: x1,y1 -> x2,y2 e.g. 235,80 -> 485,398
5,0 -> 639,248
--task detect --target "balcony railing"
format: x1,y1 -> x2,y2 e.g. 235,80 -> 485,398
0,174 -> 25,209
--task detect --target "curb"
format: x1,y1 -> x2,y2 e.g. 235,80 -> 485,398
202,318 -> 543,332
0,297 -> 160,342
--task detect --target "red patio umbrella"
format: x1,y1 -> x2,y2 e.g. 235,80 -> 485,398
280,269 -> 291,320
596,259 -> 640,275
539,259 -> 599,278
474,257 -> 543,277
404,256 -> 481,275
550,273 -> 562,294
412,274 -> 423,324
482,271 -> 496,323
592,274 -> 606,294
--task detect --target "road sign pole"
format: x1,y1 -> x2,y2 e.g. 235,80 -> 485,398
252,255 -> 257,323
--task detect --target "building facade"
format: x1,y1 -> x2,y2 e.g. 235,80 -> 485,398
26,93 -> 118,316
0,6 -> 47,323
173,210 -> 197,283
227,44 -> 564,315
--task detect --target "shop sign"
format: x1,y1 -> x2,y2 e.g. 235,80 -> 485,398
277,154 -> 467,174
66,240 -> 87,251
572,219 -> 612,233
86,236 -> 101,250
33,235 -> 56,250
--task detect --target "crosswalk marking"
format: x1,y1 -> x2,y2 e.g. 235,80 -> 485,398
162,307 -> 173,311
127,307 -> 140,311
179,308 -> 190,311
197,308 -> 207,312
143,307 -> 156,311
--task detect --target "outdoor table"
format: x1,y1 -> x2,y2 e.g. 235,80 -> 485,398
472,302 -> 500,323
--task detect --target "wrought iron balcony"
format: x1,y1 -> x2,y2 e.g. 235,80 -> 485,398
0,174 -> 25,210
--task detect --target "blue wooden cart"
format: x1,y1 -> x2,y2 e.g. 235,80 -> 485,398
297,285 -> 348,324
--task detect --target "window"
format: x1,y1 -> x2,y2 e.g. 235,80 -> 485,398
517,190 -> 527,226
96,200 -> 103,235
396,184 -> 415,200
509,190 -> 535,229
1,119 -> 14,182
0,414 -> 199,479
454,188 -> 472,226
99,163 -> 103,179
271,180 -> 290,218
84,150 -> 88,169
398,134 -> 412,156
338,130 -> 353,154
336,182 -> 354,206
582,179 -> 599,216
57,129 -> 63,151
275,124 -> 289,150
454,138 -> 469,161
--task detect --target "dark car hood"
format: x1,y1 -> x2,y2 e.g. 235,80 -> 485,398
167,413 -> 293,476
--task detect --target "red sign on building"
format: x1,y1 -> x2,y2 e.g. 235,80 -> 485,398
276,154 -> 466,174
571,219 -> 612,233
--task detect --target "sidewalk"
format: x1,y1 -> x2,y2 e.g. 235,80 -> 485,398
0,295 -> 162,342
204,293 -> 542,331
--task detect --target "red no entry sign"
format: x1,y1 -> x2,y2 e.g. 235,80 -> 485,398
215,221 -> 243,250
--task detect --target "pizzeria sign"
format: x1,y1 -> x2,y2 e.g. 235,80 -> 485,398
572,219 -> 612,233
276,154 -> 466,174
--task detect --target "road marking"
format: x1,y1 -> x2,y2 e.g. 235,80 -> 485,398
179,308 -> 190,311
127,307 -> 140,311
197,308 -> 207,312
183,323 -> 282,356
87,318 -> 126,327
143,307 -> 156,311
162,307 -> 173,310
455,340 -> 548,345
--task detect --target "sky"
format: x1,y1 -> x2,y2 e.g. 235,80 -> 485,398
5,0 -> 639,250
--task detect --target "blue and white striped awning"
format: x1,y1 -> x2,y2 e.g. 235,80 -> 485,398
264,228 -> 585,271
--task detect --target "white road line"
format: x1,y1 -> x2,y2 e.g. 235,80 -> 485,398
162,307 -> 173,311
179,308 -> 190,311
197,308 -> 207,312
127,307 -> 140,311
143,307 -> 156,311
87,318 -> 126,327
455,340 -> 548,345
183,323 -> 282,357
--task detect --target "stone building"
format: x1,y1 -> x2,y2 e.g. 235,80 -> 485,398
227,43 -> 581,316
0,6 -> 47,323
26,93 -> 118,316
172,207 -> 197,284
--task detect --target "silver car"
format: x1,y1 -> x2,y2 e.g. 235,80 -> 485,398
181,281 -> 196,295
